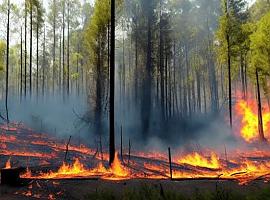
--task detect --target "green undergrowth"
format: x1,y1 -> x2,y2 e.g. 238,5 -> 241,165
84,183 -> 270,200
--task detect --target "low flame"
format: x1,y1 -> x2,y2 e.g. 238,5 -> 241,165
5,157 -> 11,169
22,152 -> 130,180
178,152 -> 220,169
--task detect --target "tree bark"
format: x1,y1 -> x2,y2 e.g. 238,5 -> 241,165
256,68 -> 266,142
36,23 -> 39,99
30,1 -> 33,97
52,0 -> 56,95
5,0 -> 10,122
109,0 -> 115,166
24,0 -> 27,98
20,26 -> 23,102
67,0 -> 70,96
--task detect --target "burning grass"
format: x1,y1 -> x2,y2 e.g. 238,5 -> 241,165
1,98 -> 270,186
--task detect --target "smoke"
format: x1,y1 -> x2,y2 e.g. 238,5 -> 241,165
2,94 -> 89,140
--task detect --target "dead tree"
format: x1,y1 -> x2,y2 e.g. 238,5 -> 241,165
109,0 -> 116,166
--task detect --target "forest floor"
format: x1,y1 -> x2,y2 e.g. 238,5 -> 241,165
0,179 -> 269,200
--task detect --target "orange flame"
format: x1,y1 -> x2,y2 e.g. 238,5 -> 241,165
236,100 -> 270,142
22,152 -> 130,180
5,157 -> 11,169
178,152 -> 220,169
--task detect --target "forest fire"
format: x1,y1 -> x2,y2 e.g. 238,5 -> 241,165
236,99 -> 270,142
1,98 -> 270,186
21,152 -> 130,180
177,152 -> 220,169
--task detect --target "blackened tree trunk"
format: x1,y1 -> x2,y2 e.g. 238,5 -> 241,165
42,26 -> 45,97
59,29 -> 62,93
256,68 -> 266,142
5,0 -> 10,122
109,0 -> 115,166
227,33 -> 232,128
67,0 -> 70,96
24,0 -> 27,98
20,26 -> 23,102
62,3 -> 65,100
76,44 -> 79,96
52,0 -> 56,95
36,23 -> 39,99
30,2 -> 33,97
225,4 -> 232,128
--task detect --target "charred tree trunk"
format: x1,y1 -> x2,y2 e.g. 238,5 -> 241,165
225,4 -> 232,128
36,23 -> 39,99
67,0 -> 70,96
24,1 -> 27,98
42,27 -> 45,98
62,3 -> 65,100
20,26 -> 23,102
256,68 -> 266,142
109,0 -> 116,166
59,29 -> 62,94
5,0 -> 10,122
52,0 -> 56,96
30,2 -> 33,97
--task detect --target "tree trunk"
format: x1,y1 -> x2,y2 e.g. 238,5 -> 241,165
5,0 -> 10,122
20,26 -> 23,102
62,3 -> 65,100
30,2 -> 33,97
42,27 -> 45,98
67,0 -> 70,96
59,29 -> 62,94
109,0 -> 115,166
52,0 -> 56,96
36,23 -> 39,99
24,1 -> 27,98
256,68 -> 266,142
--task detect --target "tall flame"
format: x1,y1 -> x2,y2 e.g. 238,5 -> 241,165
236,100 -> 270,142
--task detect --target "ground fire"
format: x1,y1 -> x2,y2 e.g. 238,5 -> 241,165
0,98 -> 270,189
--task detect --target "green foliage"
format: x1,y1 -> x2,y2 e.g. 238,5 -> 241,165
0,40 -> 5,71
249,0 -> 270,21
83,0 -> 110,70
250,11 -> 270,75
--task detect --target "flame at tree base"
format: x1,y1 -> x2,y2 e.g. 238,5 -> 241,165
21,152 -> 130,180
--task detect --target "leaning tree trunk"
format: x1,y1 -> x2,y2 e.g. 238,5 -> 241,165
109,0 -> 116,166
